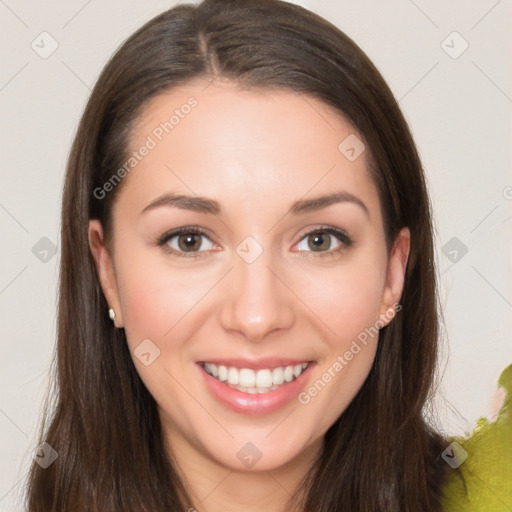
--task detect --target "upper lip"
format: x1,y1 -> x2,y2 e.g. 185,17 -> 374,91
198,357 -> 313,371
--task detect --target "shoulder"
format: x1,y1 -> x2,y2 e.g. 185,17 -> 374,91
441,364 -> 512,512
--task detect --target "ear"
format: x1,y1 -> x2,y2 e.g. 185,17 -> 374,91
88,219 -> 124,328
378,227 -> 410,326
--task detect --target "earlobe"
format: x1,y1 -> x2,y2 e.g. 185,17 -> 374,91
378,227 -> 410,325
88,220 -> 123,327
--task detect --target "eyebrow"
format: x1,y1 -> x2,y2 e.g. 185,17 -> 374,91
140,191 -> 370,218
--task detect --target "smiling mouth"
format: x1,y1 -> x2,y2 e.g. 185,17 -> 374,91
200,361 -> 310,394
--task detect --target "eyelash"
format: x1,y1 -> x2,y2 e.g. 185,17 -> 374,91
156,225 -> 353,259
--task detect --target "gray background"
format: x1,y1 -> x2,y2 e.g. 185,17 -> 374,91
1,0 -> 511,509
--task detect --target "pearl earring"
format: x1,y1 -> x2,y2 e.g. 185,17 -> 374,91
108,308 -> 116,321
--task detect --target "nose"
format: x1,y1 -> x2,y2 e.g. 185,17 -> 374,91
219,245 -> 295,343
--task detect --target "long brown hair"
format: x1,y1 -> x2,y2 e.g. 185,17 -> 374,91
25,0 -> 457,510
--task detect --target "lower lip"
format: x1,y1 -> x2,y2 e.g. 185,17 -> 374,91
197,363 -> 314,416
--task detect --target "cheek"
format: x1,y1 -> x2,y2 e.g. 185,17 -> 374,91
290,251 -> 385,427
294,253 -> 386,343
299,338 -> 377,438
113,246 -> 208,420
112,240 -> 206,350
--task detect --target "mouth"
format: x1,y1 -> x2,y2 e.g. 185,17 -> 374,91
196,358 -> 314,415
200,361 -> 310,394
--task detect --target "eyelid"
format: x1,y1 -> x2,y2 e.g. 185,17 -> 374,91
297,225 -> 352,246
157,225 -> 213,245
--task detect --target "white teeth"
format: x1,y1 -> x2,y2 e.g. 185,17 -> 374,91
272,367 -> 285,385
256,369 -> 273,388
202,362 -> 310,393
218,365 -> 228,382
239,368 -> 255,387
227,367 -> 239,385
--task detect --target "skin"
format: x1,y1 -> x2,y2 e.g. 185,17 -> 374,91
88,78 -> 410,512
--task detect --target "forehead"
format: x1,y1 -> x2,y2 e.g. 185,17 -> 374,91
117,79 -> 381,223
132,79 -> 362,164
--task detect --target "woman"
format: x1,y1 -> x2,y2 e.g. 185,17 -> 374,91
25,0 -> 466,510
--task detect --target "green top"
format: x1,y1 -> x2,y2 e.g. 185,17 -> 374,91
441,364 -> 512,511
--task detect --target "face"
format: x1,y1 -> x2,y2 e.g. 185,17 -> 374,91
89,79 -> 409,475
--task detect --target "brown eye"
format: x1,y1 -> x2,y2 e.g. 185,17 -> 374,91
158,227 -> 216,258
294,226 -> 353,256
306,232 -> 332,252
177,233 -> 203,252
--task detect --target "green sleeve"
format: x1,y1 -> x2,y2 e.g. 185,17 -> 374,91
441,364 -> 512,512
